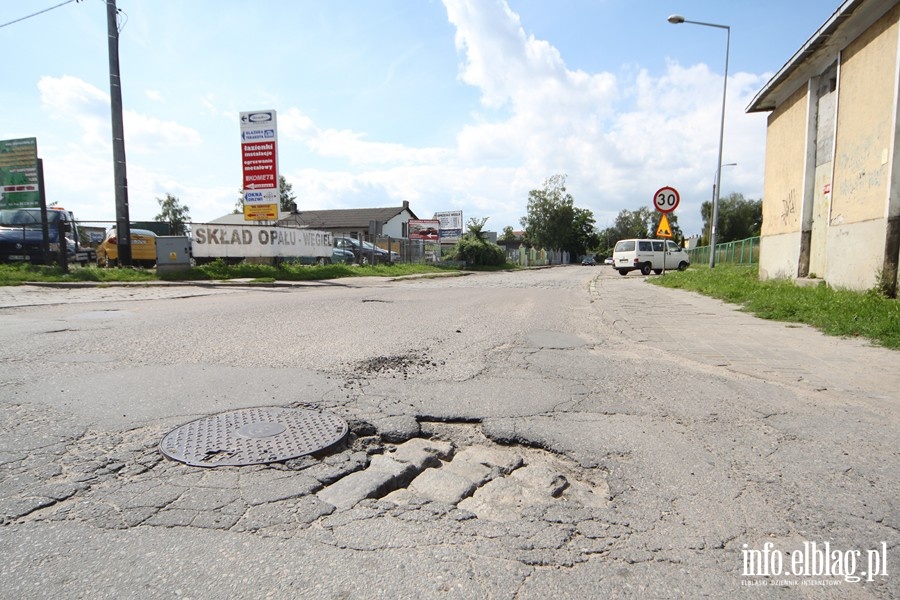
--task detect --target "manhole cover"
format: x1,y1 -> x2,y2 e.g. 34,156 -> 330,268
159,407 -> 348,467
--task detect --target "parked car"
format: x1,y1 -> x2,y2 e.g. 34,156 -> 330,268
0,206 -> 94,265
333,236 -> 390,264
581,256 -> 596,266
96,227 -> 158,268
612,239 -> 690,275
282,247 -> 355,266
363,240 -> 398,263
604,257 -> 614,266
331,247 -> 356,264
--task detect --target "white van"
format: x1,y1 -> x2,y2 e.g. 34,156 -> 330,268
612,239 -> 690,276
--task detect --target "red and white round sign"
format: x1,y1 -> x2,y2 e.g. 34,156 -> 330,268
653,186 -> 680,213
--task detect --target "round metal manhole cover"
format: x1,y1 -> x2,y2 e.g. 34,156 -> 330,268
159,407 -> 348,467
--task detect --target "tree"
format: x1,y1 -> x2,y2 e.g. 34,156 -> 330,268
500,226 -> 518,242
466,217 -> 489,242
700,193 -> 762,244
520,174 -> 574,251
279,175 -> 297,212
155,193 -> 190,235
571,207 -> 600,258
597,207 -> 684,252
520,174 -> 598,260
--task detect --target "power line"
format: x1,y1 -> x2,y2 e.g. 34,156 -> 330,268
0,0 -> 81,30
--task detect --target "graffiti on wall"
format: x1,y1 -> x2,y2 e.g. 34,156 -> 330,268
780,188 -> 797,226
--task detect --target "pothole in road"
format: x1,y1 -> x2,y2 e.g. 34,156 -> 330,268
7,412 -> 609,531
302,419 -> 610,522
351,352 -> 444,378
155,407 -> 609,521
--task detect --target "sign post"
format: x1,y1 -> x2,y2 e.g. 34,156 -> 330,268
653,186 -> 680,214
652,186 -> 679,276
656,213 -> 673,238
240,111 -> 279,221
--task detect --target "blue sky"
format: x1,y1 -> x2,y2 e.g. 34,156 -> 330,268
1,0 -> 843,236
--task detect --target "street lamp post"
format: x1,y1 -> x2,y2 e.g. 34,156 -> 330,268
668,14 -> 730,268
708,162 -> 737,251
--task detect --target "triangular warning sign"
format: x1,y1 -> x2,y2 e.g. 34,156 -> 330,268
656,213 -> 673,238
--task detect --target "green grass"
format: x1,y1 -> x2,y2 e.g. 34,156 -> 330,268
160,260 -> 464,282
0,260 -> 465,286
649,264 -> 900,349
0,263 -> 157,284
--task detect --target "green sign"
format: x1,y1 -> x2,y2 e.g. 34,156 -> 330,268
0,137 -> 40,209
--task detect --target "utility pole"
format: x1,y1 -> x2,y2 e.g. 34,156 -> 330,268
107,0 -> 131,266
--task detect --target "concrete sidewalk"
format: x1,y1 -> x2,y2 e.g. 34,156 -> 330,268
591,274 -> 898,402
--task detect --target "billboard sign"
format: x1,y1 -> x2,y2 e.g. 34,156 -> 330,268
240,110 -> 278,220
434,210 -> 463,242
191,225 -> 332,258
0,138 -> 40,209
408,219 -> 440,240
243,204 -> 278,220
241,141 -> 277,191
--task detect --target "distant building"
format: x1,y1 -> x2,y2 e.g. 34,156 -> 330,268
683,235 -> 701,250
208,212 -> 291,225
278,201 -> 418,238
207,202 -> 419,239
747,0 -> 900,295
497,230 -> 526,253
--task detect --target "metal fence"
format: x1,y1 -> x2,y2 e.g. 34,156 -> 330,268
369,235 -> 441,264
687,236 -> 760,266
505,247 -> 570,266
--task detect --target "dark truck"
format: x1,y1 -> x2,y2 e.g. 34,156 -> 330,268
0,206 -> 95,265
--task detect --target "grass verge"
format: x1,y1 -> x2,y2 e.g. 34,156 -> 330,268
0,263 -> 157,284
0,260 -> 467,286
160,260 -> 463,281
648,264 -> 900,349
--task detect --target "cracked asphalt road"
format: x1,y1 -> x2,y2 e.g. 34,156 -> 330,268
0,267 -> 897,599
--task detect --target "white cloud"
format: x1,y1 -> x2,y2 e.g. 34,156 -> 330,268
32,1 -> 771,235
433,0 -> 768,233
36,76 -> 207,222
280,107 -> 451,166
123,111 -> 203,154
38,75 -> 110,149
38,76 -> 202,154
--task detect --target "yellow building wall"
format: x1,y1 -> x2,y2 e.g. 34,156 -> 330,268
761,86 -> 809,237
832,5 -> 899,225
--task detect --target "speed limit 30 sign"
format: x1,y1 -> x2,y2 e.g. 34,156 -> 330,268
653,186 -> 680,213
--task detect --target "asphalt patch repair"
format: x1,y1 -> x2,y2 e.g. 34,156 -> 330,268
353,352 -> 444,378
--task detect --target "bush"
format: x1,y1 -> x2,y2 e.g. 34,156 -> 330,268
447,237 -> 507,267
